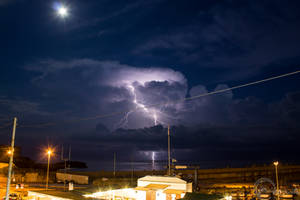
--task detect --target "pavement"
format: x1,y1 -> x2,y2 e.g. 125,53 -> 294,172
0,183 -> 89,199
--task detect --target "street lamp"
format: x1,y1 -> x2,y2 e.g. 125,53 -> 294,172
273,161 -> 279,200
7,149 -> 12,155
46,149 -> 52,190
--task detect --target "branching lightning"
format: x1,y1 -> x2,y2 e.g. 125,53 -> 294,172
117,84 -> 161,128
128,84 -> 158,126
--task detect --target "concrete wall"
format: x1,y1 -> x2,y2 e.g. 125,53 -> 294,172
56,172 -> 88,184
25,173 -> 38,183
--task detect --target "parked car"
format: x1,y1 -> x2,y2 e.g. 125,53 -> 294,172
3,193 -> 21,200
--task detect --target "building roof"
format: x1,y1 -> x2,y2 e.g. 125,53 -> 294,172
145,184 -> 170,190
138,176 -> 187,184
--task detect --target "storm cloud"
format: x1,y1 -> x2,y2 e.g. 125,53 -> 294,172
22,58 -> 246,129
4,58 -> 294,166
1,0 -> 300,168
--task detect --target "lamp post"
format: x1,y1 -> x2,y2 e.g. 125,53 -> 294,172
273,161 -> 279,200
46,149 -> 52,190
5,117 -> 17,200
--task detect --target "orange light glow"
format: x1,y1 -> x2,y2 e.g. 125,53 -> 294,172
47,149 -> 52,155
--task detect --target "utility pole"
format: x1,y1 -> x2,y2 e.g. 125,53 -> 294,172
168,125 -> 171,176
46,150 -> 51,190
113,152 -> 116,177
68,145 -> 71,169
61,145 -> 64,160
5,117 -> 17,200
274,161 -> 280,200
61,145 -> 67,191
68,145 -> 71,161
64,158 -> 67,191
131,155 -> 134,186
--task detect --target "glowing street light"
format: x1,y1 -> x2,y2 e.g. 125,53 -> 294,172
273,161 -> 279,200
46,149 -> 52,190
7,149 -> 12,155
47,149 -> 52,155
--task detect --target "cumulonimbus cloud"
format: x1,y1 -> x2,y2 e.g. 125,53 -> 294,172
23,58 -> 300,131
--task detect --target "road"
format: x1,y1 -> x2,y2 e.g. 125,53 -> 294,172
0,183 -> 88,198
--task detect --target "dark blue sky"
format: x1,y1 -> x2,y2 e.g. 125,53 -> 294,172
1,0 -> 300,169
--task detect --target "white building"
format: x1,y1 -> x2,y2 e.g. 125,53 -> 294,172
85,175 -> 192,200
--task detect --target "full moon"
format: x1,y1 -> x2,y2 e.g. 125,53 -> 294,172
57,6 -> 68,18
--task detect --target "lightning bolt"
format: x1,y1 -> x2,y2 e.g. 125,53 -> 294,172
116,84 -> 165,128
117,110 -> 133,128
152,151 -> 155,170
128,84 -> 158,126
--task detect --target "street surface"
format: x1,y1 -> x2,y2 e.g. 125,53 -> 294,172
0,183 -> 88,199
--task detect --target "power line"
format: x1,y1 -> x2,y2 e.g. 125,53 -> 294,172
8,69 -> 300,128
185,70 -> 300,101
19,111 -> 127,128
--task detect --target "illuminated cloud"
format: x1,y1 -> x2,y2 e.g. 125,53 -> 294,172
14,58 -> 300,165
101,66 -> 186,87
23,58 -> 300,130
25,59 -> 188,128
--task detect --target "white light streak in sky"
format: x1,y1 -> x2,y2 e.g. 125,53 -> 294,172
127,84 -> 158,126
152,151 -> 155,170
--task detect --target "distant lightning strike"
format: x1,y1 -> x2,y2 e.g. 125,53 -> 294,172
128,84 -> 158,126
152,151 -> 155,170
118,84 -> 164,127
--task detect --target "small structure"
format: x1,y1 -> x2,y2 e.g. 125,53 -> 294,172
56,172 -> 89,184
85,175 -> 192,200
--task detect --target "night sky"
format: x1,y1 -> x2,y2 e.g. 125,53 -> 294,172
1,0 -> 300,170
